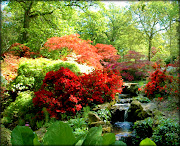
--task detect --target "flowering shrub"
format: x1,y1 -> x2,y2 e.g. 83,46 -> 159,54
94,43 -> 120,66
33,67 -> 123,119
41,34 -> 103,69
144,67 -> 174,99
80,69 -> 123,105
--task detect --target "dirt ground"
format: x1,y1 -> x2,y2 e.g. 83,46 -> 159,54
153,98 -> 179,123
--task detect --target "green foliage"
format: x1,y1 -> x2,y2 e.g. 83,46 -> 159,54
82,126 -> 103,145
139,138 -> 156,146
2,91 -> 34,127
102,133 -> 116,145
68,118 -> 88,138
94,108 -> 112,122
11,126 -> 35,145
10,58 -> 80,91
133,96 -> 151,103
133,116 -> 180,146
1,126 -> 12,146
40,47 -> 71,60
43,121 -> 76,145
111,140 -> 127,146
152,117 -> 179,146
11,121 -> 117,146
132,117 -> 153,144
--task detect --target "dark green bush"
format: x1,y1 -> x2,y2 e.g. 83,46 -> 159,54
132,117 -> 153,145
152,117 -> 179,146
133,116 -> 180,146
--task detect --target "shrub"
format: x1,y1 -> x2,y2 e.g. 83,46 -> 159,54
132,117 -> 180,146
1,91 -> 35,130
2,43 -> 37,58
133,117 -> 154,144
80,69 -> 123,105
41,34 -> 103,69
108,50 -> 151,81
144,67 -> 174,99
152,118 -> 179,146
94,43 -> 120,66
33,67 -> 123,119
1,54 -> 27,82
9,58 -> 81,93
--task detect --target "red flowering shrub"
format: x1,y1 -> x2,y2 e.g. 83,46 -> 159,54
107,50 -> 151,81
80,69 -> 123,105
33,67 -> 123,119
41,34 -> 103,69
2,43 -> 37,58
144,67 -> 174,99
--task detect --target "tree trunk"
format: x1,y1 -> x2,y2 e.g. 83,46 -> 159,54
148,37 -> 152,61
22,10 -> 30,43
20,2 -> 33,44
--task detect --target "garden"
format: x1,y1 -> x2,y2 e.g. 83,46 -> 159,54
1,1 -> 179,146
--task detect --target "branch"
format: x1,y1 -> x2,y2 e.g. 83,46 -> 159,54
29,10 -> 54,18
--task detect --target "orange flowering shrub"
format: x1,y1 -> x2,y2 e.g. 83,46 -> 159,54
95,43 -> 120,66
42,34 -> 103,69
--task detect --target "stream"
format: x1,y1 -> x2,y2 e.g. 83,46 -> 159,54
111,94 -> 135,142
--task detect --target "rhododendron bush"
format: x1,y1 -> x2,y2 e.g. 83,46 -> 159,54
144,65 -> 176,100
41,34 -> 120,69
33,67 -> 123,119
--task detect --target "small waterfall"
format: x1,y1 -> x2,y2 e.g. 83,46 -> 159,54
111,94 -> 135,142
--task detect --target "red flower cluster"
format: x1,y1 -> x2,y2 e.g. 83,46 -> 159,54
33,67 -> 123,119
144,68 -> 173,99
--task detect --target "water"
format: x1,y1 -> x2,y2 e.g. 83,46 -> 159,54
112,94 -> 134,141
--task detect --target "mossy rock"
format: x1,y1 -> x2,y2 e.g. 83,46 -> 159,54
127,100 -> 151,122
88,112 -> 101,123
1,127 -> 12,146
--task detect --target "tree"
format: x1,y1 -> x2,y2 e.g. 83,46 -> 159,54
1,1 -> 97,53
130,1 -> 179,61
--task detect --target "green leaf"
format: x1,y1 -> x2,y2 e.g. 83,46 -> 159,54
139,138 -> 156,146
82,126 -> 103,146
11,126 -> 35,145
111,140 -> 127,146
102,133 -> 116,145
43,121 -> 76,145
33,133 -> 42,145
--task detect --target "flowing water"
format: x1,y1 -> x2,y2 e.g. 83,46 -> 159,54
112,94 -> 135,141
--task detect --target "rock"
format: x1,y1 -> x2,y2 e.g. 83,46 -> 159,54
1,127 -> 12,146
88,112 -> 112,133
92,102 -> 112,111
127,100 -> 152,122
35,127 -> 47,143
102,126 -> 112,133
122,83 -> 138,96
88,112 -> 102,123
